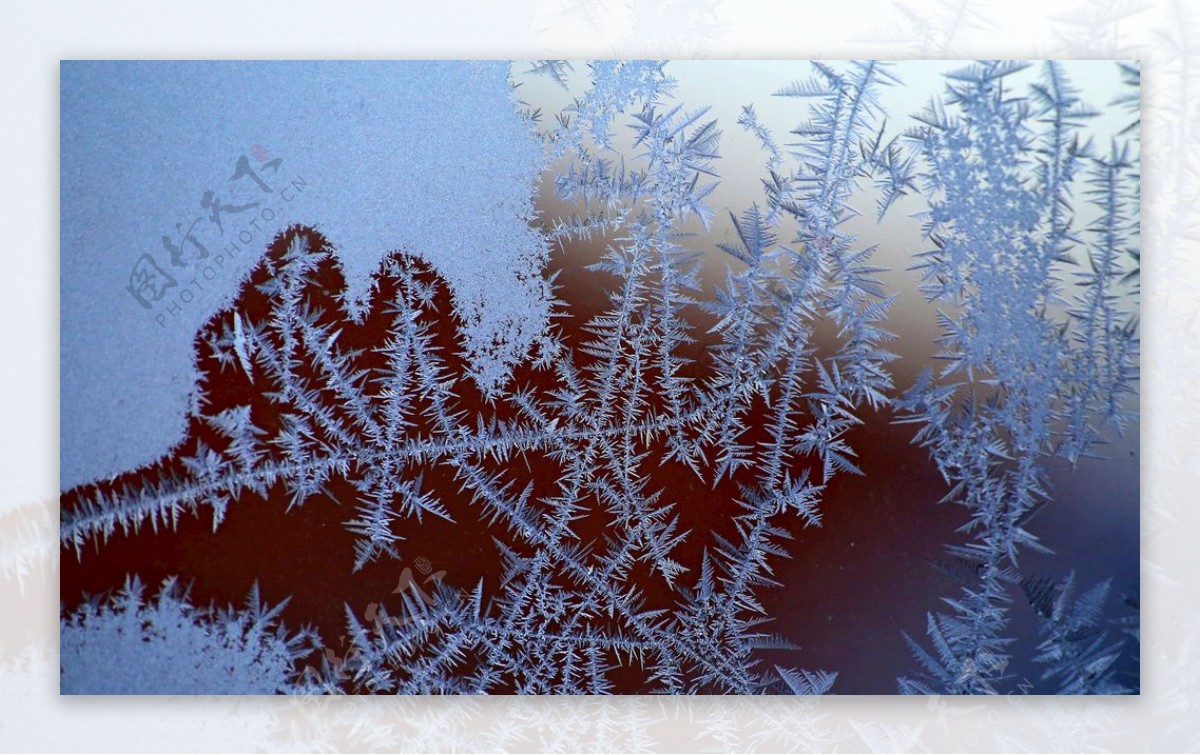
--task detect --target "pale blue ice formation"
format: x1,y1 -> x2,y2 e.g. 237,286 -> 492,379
61,60 -> 549,489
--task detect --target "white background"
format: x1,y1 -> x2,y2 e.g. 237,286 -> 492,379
1,0 -> 1194,750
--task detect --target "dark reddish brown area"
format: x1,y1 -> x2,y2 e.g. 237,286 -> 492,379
60,226 -> 966,693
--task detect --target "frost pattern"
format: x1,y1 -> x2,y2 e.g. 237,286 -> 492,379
61,576 -> 313,694
894,61 -> 1139,694
60,60 -> 1138,695
59,61 -> 550,490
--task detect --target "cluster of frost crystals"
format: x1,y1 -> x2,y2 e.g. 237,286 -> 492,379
60,577 -> 314,694
895,62 -> 1139,695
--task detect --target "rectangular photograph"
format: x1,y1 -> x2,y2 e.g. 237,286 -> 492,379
59,60 -> 1140,695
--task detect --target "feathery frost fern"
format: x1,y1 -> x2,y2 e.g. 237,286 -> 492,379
894,61 -> 1139,695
